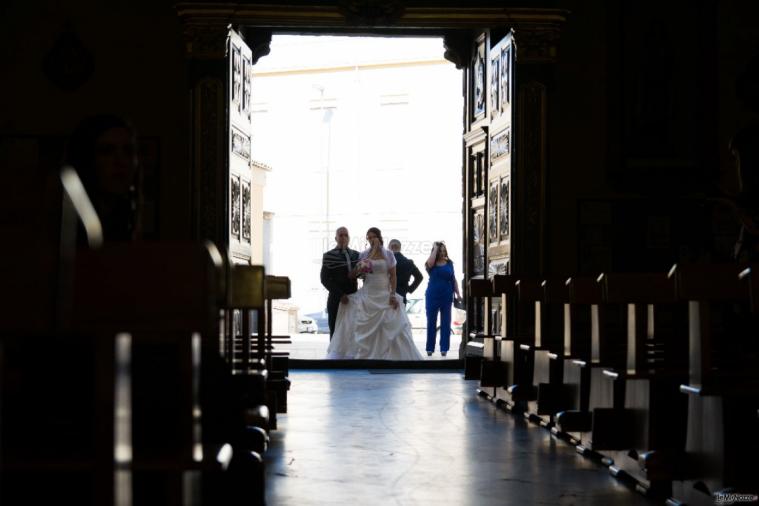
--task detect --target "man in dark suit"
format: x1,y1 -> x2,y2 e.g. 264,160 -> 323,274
389,239 -> 423,305
320,226 -> 359,339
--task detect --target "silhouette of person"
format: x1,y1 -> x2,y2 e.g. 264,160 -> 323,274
388,239 -> 423,305
64,114 -> 141,243
320,226 -> 359,339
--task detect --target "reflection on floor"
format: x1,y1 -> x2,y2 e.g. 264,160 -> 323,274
265,371 -> 655,506
286,329 -> 463,360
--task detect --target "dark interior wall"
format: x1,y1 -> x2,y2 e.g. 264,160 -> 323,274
718,0 -> 759,192
0,0 -> 190,240
543,0 -> 757,276
546,0 -> 609,276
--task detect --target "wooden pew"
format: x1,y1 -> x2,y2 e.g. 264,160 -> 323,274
0,331 -> 121,506
598,272 -> 689,499
226,263 -> 266,373
261,275 -> 292,423
71,242 -> 265,506
553,276 -> 597,443
467,277 -> 503,397
490,275 -> 518,407
462,276 -> 485,380
492,277 -> 539,413
223,264 -> 271,442
571,273 -> 640,458
668,263 -> 759,506
524,279 -> 573,427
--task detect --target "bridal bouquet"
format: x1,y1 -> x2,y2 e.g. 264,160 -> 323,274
355,259 -> 373,278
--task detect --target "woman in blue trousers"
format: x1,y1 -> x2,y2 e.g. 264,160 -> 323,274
424,241 -> 462,356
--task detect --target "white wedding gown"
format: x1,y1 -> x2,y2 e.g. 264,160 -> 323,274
327,258 -> 423,360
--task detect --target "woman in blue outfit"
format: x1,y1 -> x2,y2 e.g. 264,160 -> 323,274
424,241 -> 462,356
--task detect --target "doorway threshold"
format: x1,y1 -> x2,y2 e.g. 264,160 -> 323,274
289,358 -> 462,370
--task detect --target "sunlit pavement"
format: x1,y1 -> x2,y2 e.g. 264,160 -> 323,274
284,329 -> 462,360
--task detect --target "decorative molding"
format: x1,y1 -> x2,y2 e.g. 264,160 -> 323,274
464,127 -> 487,146
473,210 -> 485,275
239,28 -> 272,65
512,25 -> 563,63
488,181 -> 498,243
499,178 -> 510,240
488,258 -> 509,277
231,175 -> 241,240
490,127 -> 510,161
500,45 -> 511,109
473,43 -> 486,119
232,44 -> 242,110
176,4 -> 568,31
337,0 -> 405,26
182,23 -> 228,59
243,54 -> 252,119
443,31 -> 471,69
231,128 -> 251,160
489,54 -> 500,120
242,180 -> 251,243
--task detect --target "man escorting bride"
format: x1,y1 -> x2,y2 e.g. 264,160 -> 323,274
325,227 -> 423,360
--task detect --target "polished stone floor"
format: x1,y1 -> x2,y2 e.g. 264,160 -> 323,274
265,370 -> 654,506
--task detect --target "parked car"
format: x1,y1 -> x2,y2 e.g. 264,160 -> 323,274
305,311 -> 330,334
298,316 -> 318,333
406,298 -> 466,334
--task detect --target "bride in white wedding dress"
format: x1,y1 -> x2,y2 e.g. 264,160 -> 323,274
327,227 -> 423,360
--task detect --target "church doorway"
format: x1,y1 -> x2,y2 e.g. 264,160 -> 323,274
250,34 -> 464,361
179,4 -> 566,364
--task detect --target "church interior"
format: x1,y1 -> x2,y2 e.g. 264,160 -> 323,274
1,0 -> 758,504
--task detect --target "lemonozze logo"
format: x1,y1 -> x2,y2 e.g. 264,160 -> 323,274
714,492 -> 759,505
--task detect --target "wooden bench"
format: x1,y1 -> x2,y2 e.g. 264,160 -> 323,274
668,263 -> 759,505
524,279 -> 573,426
261,275 -> 292,422
70,242 -> 265,506
468,277 -> 506,398
223,263 -> 271,439
553,276 -> 597,442
492,277 -> 539,412
598,272 -> 688,498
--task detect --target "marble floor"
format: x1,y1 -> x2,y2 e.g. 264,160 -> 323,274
264,370 -> 655,506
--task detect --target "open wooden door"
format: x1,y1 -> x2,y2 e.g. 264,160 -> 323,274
464,29 -> 516,335
228,29 -> 254,263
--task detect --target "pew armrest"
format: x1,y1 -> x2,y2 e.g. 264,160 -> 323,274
555,410 -> 592,433
243,404 -> 270,432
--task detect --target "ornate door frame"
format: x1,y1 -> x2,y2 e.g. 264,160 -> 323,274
178,3 -> 565,282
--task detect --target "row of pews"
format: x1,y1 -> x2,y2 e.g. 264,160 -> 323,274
0,240 -> 291,505
465,264 -> 759,505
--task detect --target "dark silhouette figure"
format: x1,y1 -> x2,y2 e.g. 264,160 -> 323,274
64,114 -> 141,243
320,226 -> 359,338
388,239 -> 423,304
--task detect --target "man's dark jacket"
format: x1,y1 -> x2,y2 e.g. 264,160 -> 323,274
320,247 -> 359,336
393,251 -> 423,303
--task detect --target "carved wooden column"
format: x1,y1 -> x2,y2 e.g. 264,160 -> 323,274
181,19 -> 271,255
182,21 -> 228,246
511,22 -> 563,277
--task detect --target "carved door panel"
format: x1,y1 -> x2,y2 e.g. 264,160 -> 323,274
463,30 -> 516,336
486,30 -> 515,276
228,29 -> 253,263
